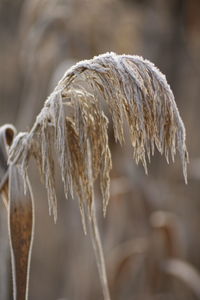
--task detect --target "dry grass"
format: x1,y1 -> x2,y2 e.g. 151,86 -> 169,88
9,52 -> 188,221
7,52 -> 188,300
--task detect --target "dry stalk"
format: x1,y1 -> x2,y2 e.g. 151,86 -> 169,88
8,52 -> 188,300
8,164 -> 34,300
0,125 -> 34,300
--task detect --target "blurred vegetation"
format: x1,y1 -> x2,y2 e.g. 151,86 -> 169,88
0,0 -> 200,299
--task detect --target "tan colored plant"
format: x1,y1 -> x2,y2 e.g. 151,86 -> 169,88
1,52 -> 188,300
0,125 -> 34,300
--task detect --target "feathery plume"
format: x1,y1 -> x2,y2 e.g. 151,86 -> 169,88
9,52 -> 188,222
8,52 -> 188,300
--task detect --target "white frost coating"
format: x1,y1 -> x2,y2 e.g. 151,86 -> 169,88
8,52 -> 188,300
9,52 -> 188,221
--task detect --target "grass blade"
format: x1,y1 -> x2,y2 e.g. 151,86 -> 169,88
8,165 -> 34,300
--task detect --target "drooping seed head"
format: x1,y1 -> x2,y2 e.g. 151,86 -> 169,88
9,52 -> 188,226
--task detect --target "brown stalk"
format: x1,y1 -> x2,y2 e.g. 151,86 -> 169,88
8,165 -> 34,300
0,125 -> 34,300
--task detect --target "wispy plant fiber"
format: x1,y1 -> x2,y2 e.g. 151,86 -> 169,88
8,52 -> 188,300
9,52 -> 188,222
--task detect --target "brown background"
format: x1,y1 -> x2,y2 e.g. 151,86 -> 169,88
0,0 -> 200,299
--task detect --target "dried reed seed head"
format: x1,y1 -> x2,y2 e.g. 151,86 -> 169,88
8,52 -> 188,225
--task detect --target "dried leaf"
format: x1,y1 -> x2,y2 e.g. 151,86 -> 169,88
0,125 -> 34,300
9,164 -> 34,300
0,124 -> 17,299
0,125 -> 16,200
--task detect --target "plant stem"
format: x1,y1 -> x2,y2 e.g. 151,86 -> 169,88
87,139 -> 111,300
90,201 -> 111,300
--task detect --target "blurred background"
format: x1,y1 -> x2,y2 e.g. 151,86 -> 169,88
0,0 -> 200,299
